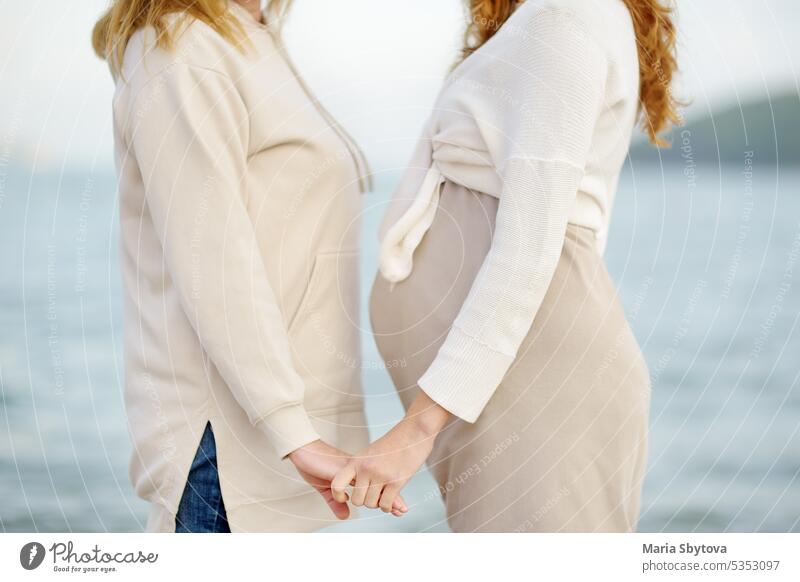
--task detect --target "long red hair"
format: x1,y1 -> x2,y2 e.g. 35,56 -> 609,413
462,0 -> 681,145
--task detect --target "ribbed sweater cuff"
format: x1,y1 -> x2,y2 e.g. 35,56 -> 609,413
256,403 -> 320,459
417,327 -> 515,423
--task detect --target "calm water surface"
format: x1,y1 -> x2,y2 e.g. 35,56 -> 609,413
1,161 -> 798,532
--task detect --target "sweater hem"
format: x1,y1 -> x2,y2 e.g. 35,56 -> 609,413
146,493 -> 360,533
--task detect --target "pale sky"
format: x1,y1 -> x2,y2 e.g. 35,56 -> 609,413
0,0 -> 798,172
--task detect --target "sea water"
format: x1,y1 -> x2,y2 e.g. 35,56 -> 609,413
0,160 -> 797,532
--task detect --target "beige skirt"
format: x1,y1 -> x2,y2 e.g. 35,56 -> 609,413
370,181 -> 651,532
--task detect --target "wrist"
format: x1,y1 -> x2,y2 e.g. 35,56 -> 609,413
405,390 -> 450,438
287,438 -> 321,465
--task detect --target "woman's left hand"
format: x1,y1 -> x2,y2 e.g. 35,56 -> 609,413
332,391 -> 451,514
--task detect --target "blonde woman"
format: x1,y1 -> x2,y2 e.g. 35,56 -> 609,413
94,0 -> 405,532
334,0 -> 679,531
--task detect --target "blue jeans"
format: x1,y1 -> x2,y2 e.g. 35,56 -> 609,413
174,422 -> 231,533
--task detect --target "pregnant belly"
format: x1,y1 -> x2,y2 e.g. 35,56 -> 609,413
369,181 -> 498,407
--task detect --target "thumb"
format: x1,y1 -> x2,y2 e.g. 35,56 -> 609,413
331,462 -> 356,504
318,487 -> 351,520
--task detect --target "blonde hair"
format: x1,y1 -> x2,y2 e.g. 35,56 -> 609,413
462,0 -> 681,145
92,0 -> 292,72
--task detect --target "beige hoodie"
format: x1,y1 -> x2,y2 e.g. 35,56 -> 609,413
113,3 -> 368,531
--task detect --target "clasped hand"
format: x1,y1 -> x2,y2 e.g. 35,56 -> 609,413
289,391 -> 450,519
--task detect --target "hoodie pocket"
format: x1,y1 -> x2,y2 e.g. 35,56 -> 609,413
288,251 -> 363,412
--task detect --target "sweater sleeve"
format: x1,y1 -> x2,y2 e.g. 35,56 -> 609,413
417,10 -> 609,422
128,64 -> 319,458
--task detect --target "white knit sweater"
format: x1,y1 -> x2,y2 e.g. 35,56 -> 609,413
378,0 -> 640,422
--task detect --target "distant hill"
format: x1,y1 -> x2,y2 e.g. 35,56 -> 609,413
628,91 -> 800,165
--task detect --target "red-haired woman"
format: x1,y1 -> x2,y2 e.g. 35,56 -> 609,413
335,0 -> 680,532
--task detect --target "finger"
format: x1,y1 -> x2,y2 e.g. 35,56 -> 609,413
350,474 -> 369,507
379,484 -> 401,514
331,464 -> 356,504
364,482 -> 383,509
316,486 -> 350,520
390,493 -> 408,517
